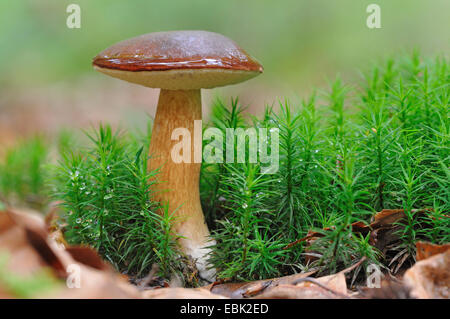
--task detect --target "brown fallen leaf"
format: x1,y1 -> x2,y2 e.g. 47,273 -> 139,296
403,250 -> 450,299
370,208 -> 444,228
142,287 -> 228,299
293,257 -> 366,296
370,209 -> 408,228
208,271 -> 317,298
254,271 -> 350,299
253,284 -> 341,299
210,258 -> 366,299
5,205 -> 447,300
294,274 -> 347,296
416,241 -> 450,261
65,246 -> 113,272
0,207 -> 141,299
358,280 -> 413,299
53,266 -> 141,299
0,209 -> 59,276
24,227 -> 67,278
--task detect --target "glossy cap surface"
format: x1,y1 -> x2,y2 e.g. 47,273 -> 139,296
93,31 -> 263,89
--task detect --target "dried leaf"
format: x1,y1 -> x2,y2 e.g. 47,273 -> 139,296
24,227 -> 67,277
0,208 -> 141,299
208,271 -> 317,298
370,209 -> 406,227
142,287 -> 227,299
369,208 -> 431,229
256,268 -> 351,299
0,210 -> 55,276
359,280 -> 412,299
403,250 -> 450,299
254,284 -> 341,299
65,246 -> 112,271
416,242 -> 450,261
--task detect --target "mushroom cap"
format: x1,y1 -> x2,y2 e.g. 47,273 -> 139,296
92,31 -> 263,90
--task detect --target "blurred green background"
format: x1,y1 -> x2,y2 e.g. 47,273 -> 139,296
0,0 -> 449,140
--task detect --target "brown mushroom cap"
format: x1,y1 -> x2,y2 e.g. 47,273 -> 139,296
93,30 -> 263,90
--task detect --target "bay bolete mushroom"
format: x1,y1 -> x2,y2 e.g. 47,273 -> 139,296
92,30 -> 263,281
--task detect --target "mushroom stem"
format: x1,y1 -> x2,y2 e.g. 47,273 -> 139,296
148,89 -> 214,280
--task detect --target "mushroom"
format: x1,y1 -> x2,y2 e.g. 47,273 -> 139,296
92,30 -> 263,281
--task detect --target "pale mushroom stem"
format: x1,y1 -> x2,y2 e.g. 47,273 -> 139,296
148,89 -> 214,280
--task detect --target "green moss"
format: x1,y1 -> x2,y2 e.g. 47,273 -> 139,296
204,54 -> 449,280
1,53 -> 448,282
52,125 -> 181,279
0,136 -> 49,210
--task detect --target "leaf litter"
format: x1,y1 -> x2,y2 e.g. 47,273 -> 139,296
0,207 -> 448,299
